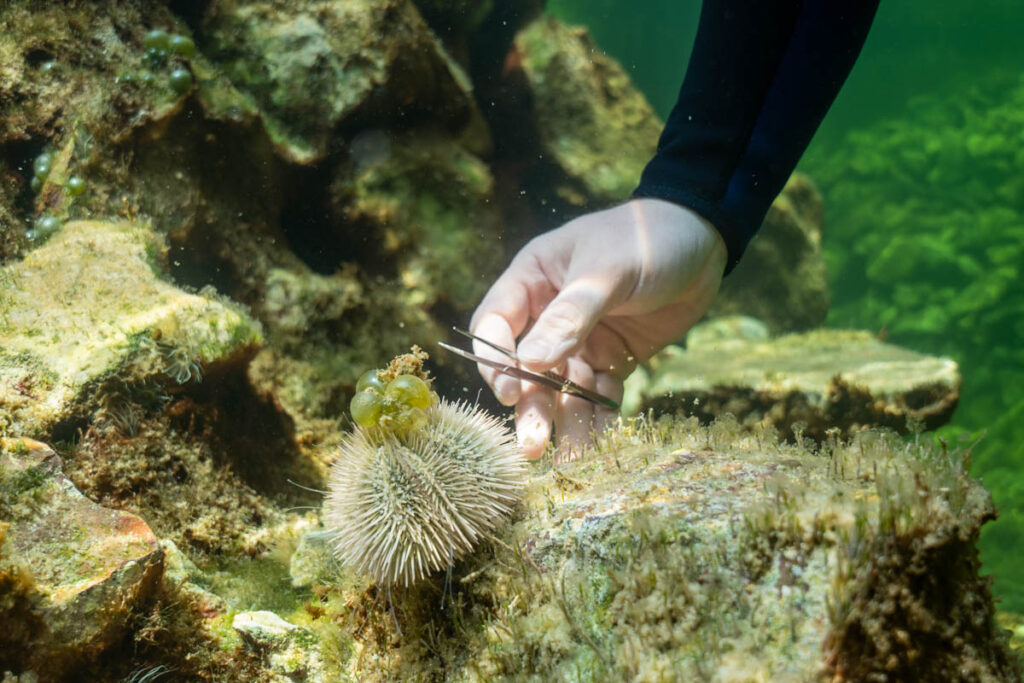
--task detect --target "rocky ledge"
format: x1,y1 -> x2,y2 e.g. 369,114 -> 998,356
625,320 -> 961,440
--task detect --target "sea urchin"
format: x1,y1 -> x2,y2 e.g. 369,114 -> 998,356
325,399 -> 526,586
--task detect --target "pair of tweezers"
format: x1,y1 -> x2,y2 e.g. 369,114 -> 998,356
439,327 -> 620,410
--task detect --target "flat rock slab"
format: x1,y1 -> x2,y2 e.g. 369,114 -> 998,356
0,438 -> 164,676
463,423 -> 1010,680
0,220 -> 261,436
627,328 -> 960,439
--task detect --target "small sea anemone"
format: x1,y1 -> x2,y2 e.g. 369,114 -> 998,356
325,399 -> 526,587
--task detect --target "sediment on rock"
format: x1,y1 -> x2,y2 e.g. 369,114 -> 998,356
627,327 -> 961,440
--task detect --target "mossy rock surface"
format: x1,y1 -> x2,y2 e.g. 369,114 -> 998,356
328,129 -> 500,310
628,327 -> 960,440
285,416 -> 1017,681
514,16 -> 662,206
0,220 -> 261,438
0,438 -> 164,677
202,0 -> 480,162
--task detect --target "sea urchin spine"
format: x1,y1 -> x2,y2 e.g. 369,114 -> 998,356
325,399 -> 526,586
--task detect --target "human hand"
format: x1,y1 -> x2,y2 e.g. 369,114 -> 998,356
469,198 -> 727,460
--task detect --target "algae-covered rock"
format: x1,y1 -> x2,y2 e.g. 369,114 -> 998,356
628,328 -> 960,440
233,611 -> 327,681
328,129 -> 501,310
711,173 -> 830,333
286,416 -> 1017,680
513,16 -> 662,207
0,438 -> 164,677
0,220 -> 261,438
202,0 -> 481,163
289,530 -> 335,588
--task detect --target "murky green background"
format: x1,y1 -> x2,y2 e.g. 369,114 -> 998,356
548,0 -> 1024,612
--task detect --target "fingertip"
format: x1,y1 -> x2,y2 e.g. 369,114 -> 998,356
516,391 -> 554,460
517,419 -> 550,459
494,375 -> 521,406
520,436 -> 546,460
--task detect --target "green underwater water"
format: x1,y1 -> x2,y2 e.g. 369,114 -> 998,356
547,0 -> 1024,612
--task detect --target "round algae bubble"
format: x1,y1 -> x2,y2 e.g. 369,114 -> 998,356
143,29 -> 171,51
33,152 -> 52,180
356,369 -> 386,394
350,390 -> 383,428
386,374 -> 432,410
35,216 -> 62,237
169,34 -> 195,58
168,68 -> 193,94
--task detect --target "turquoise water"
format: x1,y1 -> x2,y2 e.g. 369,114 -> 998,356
548,0 -> 1024,612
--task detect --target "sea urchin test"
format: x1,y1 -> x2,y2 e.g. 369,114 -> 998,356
326,351 -> 527,586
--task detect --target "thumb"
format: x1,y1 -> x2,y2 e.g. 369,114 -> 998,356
516,280 -> 613,370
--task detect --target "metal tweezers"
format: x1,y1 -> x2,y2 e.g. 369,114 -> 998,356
439,327 -> 620,410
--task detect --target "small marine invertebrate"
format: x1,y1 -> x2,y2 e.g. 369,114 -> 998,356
325,397 -> 527,587
161,344 -> 202,384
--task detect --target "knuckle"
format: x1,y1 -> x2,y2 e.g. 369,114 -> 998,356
543,300 -> 588,338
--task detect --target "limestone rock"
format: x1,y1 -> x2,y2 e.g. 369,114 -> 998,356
0,438 -> 164,677
630,328 -> 960,440
684,314 -> 770,347
0,220 -> 261,439
202,0 -> 482,162
459,422 -> 1012,680
232,611 -> 327,681
711,173 -> 831,333
513,17 -> 663,207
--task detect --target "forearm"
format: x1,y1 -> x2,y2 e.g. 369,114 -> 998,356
633,0 -> 880,273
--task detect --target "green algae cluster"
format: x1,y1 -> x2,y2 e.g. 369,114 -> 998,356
348,349 -> 439,433
803,72 -> 1024,612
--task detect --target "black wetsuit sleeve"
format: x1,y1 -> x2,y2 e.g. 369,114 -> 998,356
632,0 -> 879,274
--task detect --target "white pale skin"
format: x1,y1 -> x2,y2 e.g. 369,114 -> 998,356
470,198 -> 727,460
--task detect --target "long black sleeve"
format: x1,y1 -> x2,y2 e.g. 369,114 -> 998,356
633,0 -> 879,273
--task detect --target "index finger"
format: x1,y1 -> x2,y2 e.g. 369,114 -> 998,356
469,254 -> 556,406
470,311 -> 522,406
